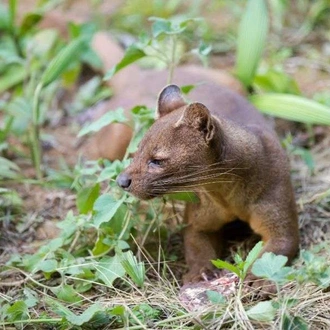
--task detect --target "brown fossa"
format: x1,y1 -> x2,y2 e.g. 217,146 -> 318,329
117,84 -> 299,290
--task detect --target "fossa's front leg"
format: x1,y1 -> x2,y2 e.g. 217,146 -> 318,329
182,203 -> 226,284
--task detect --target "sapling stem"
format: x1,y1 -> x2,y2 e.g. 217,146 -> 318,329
167,35 -> 177,84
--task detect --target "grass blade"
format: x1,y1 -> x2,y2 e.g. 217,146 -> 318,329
250,93 -> 330,125
40,37 -> 87,88
120,251 -> 145,287
235,0 -> 269,88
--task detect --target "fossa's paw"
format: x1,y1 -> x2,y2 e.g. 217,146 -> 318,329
183,267 -> 222,284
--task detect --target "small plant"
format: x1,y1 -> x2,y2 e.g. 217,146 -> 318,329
104,16 -> 211,84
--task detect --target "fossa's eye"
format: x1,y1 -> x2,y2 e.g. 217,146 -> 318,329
148,159 -> 163,167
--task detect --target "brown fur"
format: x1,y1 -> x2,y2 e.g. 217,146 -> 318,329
117,84 -> 299,289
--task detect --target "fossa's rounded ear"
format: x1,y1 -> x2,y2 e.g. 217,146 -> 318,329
157,85 -> 186,118
176,102 -> 215,143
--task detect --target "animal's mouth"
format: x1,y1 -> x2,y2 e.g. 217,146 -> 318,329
128,188 -> 161,201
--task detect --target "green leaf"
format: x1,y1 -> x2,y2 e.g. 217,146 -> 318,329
93,195 -> 126,228
149,17 -> 201,36
37,259 -> 58,273
282,314 -> 308,330
19,12 -> 42,35
92,233 -> 112,256
52,285 -> 82,304
76,183 -> 100,214
77,108 -> 128,137
0,64 -> 27,94
104,45 -> 146,80
252,252 -> 291,283
212,259 -> 241,277
181,84 -> 196,95
235,0 -> 269,87
40,37 -> 88,88
45,296 -> 76,319
206,290 -> 226,304
243,241 -> 263,274
94,255 -> 126,286
23,288 -> 38,308
151,18 -> 172,37
98,160 -> 128,182
66,303 -> 104,326
246,301 -> 277,322
6,301 -> 29,322
250,93 -> 330,125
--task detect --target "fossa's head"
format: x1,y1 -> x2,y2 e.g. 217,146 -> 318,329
117,85 -> 222,199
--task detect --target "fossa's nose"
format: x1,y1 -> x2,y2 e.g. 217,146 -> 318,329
116,173 -> 132,190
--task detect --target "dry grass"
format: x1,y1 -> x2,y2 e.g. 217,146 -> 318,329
1,130 -> 330,329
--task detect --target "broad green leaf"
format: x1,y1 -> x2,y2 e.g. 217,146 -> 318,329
76,183 -> 100,214
66,303 -> 104,326
243,241 -> 263,274
6,301 -> 29,322
19,13 -> 42,35
78,108 -> 128,137
92,233 -> 112,256
206,290 -> 226,304
111,305 -> 125,316
29,29 -> 58,57
252,252 -> 291,283
93,195 -> 126,228
56,211 -> 80,239
37,259 -> 58,273
131,105 -> 155,123
94,255 -> 126,286
0,64 -> 26,94
212,259 -> 241,277
45,297 -> 75,319
104,45 -> 146,80
282,314 -> 308,330
149,17 -> 202,36
97,160 -> 128,182
23,289 -> 38,308
181,84 -> 196,95
246,301 -> 277,322
151,18 -> 172,37
52,285 -> 82,304
250,94 -> 330,125
105,204 -> 131,238
235,0 -> 269,87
